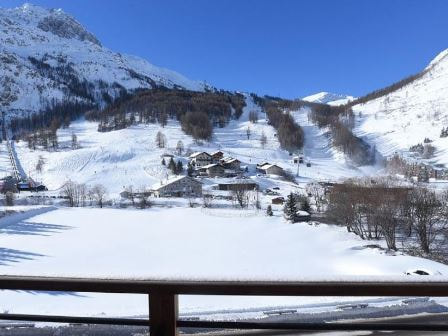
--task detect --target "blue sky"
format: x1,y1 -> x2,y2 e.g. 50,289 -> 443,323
5,0 -> 448,98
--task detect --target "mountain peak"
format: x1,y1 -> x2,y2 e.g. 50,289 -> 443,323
0,3 -> 207,118
302,91 -> 355,105
37,9 -> 102,46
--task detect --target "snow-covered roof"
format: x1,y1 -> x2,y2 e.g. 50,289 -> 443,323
224,158 -> 240,164
189,151 -> 211,158
202,163 -> 223,169
151,175 -> 201,190
260,164 -> 282,170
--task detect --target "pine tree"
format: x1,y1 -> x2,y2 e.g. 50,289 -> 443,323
161,158 -> 166,166
168,158 -> 176,174
266,205 -> 273,216
176,160 -> 183,175
187,162 -> 194,177
283,192 -> 298,222
300,197 -> 311,213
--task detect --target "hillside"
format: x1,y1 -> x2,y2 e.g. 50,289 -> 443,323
13,95 -> 366,195
351,49 -> 448,166
0,3 -> 208,119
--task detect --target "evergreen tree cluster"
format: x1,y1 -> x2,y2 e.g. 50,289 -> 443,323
86,88 -> 246,140
283,192 -> 311,222
10,100 -> 94,139
165,157 -> 183,175
441,127 -> 448,138
255,97 -> 305,151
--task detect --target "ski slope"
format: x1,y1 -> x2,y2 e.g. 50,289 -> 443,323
290,108 -> 380,181
0,206 -> 447,317
13,95 -> 370,197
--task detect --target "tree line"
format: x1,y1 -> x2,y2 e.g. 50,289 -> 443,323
10,100 -> 94,140
254,95 -> 305,152
326,178 -> 448,258
85,88 -> 246,141
308,104 -> 374,165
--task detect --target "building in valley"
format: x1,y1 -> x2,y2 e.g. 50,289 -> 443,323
201,163 -> 226,177
222,158 -> 241,171
258,163 -> 284,176
189,152 -> 213,168
151,176 -> 202,198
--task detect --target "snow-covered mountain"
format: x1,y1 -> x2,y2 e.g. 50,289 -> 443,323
0,3 -> 209,118
302,91 -> 355,106
352,49 -> 448,165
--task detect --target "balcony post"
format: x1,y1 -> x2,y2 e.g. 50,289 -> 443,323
149,291 -> 178,336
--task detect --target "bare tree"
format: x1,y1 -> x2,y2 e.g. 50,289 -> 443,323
232,185 -> 249,208
5,191 -> 14,206
71,132 -> 78,149
408,187 -> 442,254
260,131 -> 267,148
306,182 -> 326,213
176,140 -> 184,155
202,193 -> 213,208
61,180 -> 77,207
246,126 -> 251,140
90,184 -> 107,208
249,110 -> 259,123
155,131 -> 167,148
36,155 -> 45,174
252,190 -> 261,210
79,184 -> 87,207
125,185 -> 135,206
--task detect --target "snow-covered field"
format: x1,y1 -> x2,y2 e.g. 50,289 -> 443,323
0,206 -> 447,318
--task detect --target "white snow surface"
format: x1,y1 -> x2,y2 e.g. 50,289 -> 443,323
0,206 -> 447,317
302,92 -> 355,106
0,3 -> 207,118
352,49 -> 448,165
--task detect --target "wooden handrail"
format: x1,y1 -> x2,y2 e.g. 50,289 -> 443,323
1,275 -> 448,335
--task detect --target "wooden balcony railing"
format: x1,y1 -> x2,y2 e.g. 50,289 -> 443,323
0,275 -> 448,335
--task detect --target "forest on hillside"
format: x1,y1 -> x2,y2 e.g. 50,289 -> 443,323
252,95 -> 305,152
85,88 -> 246,140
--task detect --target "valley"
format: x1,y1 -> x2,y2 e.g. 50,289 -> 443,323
1,2 -> 448,332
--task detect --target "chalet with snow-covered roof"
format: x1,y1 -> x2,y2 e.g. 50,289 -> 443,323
189,152 -> 212,168
201,163 -> 225,177
211,150 -> 224,162
258,164 -> 284,176
151,176 -> 202,198
257,162 -> 270,169
222,158 -> 241,171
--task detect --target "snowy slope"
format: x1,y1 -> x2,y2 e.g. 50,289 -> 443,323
303,91 -> 355,106
290,107 -> 378,178
352,49 -> 448,165
13,95 -> 368,195
0,3 -> 208,118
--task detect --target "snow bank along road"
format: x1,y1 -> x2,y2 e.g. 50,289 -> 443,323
0,207 -> 448,318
